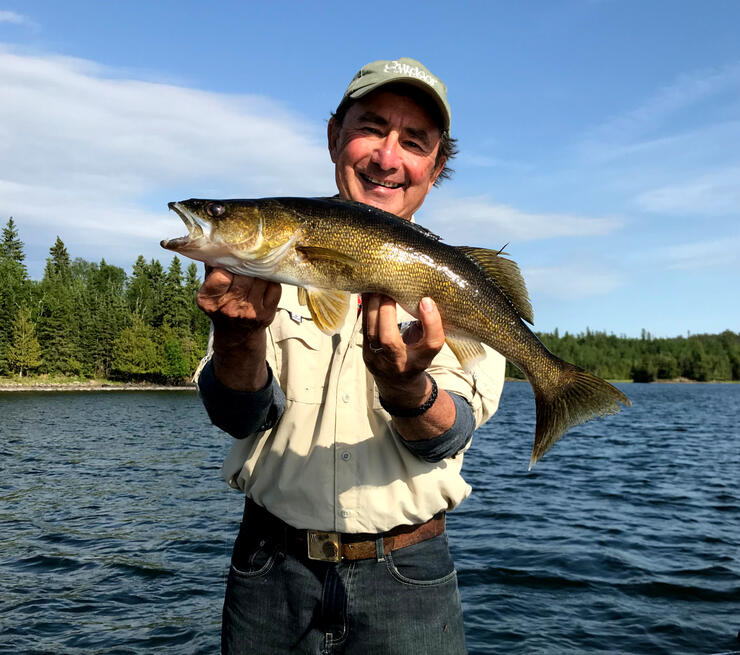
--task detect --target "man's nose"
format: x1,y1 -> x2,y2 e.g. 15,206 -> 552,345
371,132 -> 402,170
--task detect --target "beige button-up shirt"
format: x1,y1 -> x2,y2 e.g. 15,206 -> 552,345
216,285 -> 506,534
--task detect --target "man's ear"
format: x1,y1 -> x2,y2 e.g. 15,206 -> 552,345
430,156 -> 447,189
327,117 -> 339,163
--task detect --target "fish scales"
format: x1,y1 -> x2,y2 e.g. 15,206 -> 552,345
162,196 -> 630,467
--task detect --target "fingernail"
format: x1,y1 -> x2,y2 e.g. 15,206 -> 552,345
421,297 -> 433,311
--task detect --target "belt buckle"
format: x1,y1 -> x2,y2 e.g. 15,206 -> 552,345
307,530 -> 341,562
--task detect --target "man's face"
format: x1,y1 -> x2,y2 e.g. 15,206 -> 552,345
328,90 -> 446,220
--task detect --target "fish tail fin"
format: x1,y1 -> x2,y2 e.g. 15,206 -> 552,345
529,362 -> 631,469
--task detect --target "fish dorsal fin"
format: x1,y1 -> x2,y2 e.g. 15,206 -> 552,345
458,246 -> 534,324
303,286 -> 351,334
297,287 -> 308,306
445,335 -> 487,372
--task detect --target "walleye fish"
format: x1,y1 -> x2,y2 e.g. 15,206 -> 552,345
162,196 -> 630,467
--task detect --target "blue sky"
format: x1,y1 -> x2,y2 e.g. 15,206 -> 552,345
1,1 -> 738,338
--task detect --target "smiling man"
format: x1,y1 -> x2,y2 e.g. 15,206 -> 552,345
195,58 -> 505,654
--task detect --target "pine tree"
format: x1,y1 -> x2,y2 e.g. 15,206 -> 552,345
37,237 -> 81,375
0,218 -> 32,374
162,256 -> 190,333
44,236 -> 72,283
185,262 -> 210,351
8,306 -> 42,376
80,260 -> 129,377
2,217 -> 26,268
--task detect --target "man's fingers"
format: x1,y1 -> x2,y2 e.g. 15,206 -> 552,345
199,268 -> 234,298
376,295 -> 399,345
415,297 -> 446,351
263,282 -> 283,312
361,293 -> 380,344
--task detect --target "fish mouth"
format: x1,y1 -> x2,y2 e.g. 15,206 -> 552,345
160,201 -> 209,251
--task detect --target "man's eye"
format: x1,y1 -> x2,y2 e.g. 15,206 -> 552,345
361,126 -> 382,135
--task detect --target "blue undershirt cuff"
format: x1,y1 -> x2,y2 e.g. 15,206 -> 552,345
197,358 -> 286,439
398,392 -> 476,462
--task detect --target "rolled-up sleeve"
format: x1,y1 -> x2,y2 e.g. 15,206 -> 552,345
197,358 -> 286,439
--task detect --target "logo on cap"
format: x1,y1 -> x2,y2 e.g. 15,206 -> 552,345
383,60 -> 438,87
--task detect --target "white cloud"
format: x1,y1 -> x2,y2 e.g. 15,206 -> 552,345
636,167 -> 740,216
654,237 -> 740,270
0,48 -> 334,274
421,194 -> 621,243
0,10 -> 27,24
585,63 -> 740,156
579,63 -> 740,164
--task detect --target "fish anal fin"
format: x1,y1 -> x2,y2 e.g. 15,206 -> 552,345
458,246 -> 534,324
304,287 -> 351,334
445,335 -> 487,373
297,287 -> 308,306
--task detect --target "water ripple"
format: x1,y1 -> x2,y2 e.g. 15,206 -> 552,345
1,385 -> 739,654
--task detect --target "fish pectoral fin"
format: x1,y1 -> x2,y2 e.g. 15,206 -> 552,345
445,335 -> 487,373
458,246 -> 534,325
303,287 -> 351,334
295,246 -> 359,268
297,287 -> 308,306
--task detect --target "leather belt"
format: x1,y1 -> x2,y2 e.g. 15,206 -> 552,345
242,498 -> 445,563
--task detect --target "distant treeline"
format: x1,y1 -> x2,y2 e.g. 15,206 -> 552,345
0,217 -> 210,382
1,217 -> 739,383
505,329 -> 740,382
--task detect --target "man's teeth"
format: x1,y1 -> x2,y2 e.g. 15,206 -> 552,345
361,173 -> 402,189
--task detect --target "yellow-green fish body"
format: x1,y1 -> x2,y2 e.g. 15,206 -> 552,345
162,196 -> 630,467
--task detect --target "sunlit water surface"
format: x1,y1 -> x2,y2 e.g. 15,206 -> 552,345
1,383 -> 738,654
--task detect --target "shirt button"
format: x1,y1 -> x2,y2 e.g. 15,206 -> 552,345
341,510 -> 352,518
342,393 -> 350,403
341,451 -> 351,461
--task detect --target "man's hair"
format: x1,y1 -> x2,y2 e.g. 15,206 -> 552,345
331,83 -> 458,187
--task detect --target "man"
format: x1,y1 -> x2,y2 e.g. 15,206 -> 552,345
196,58 -> 505,654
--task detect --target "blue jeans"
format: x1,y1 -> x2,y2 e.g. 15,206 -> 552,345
221,515 -> 467,654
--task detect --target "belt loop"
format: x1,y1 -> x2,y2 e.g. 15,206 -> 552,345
375,536 -> 385,562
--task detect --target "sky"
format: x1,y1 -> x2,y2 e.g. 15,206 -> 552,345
1,0 -> 738,338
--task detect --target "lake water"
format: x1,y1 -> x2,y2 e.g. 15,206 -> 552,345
1,383 -> 738,654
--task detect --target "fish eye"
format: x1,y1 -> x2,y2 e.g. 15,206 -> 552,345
205,202 -> 225,218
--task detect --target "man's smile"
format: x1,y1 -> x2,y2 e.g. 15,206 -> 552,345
359,172 -> 404,190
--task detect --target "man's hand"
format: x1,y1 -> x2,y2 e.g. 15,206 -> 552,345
361,293 -> 447,412
197,267 -> 281,391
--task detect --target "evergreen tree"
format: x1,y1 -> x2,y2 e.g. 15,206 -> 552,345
162,256 -> 190,333
2,217 -> 26,268
8,306 -> 42,376
185,262 -> 210,351
0,219 -> 32,374
44,236 -> 72,283
37,237 -> 81,374
147,259 -> 166,327
80,260 -> 129,377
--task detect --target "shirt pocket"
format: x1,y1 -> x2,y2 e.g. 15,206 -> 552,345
270,310 -> 330,404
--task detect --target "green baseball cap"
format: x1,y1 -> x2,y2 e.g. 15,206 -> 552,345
338,57 -> 451,131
